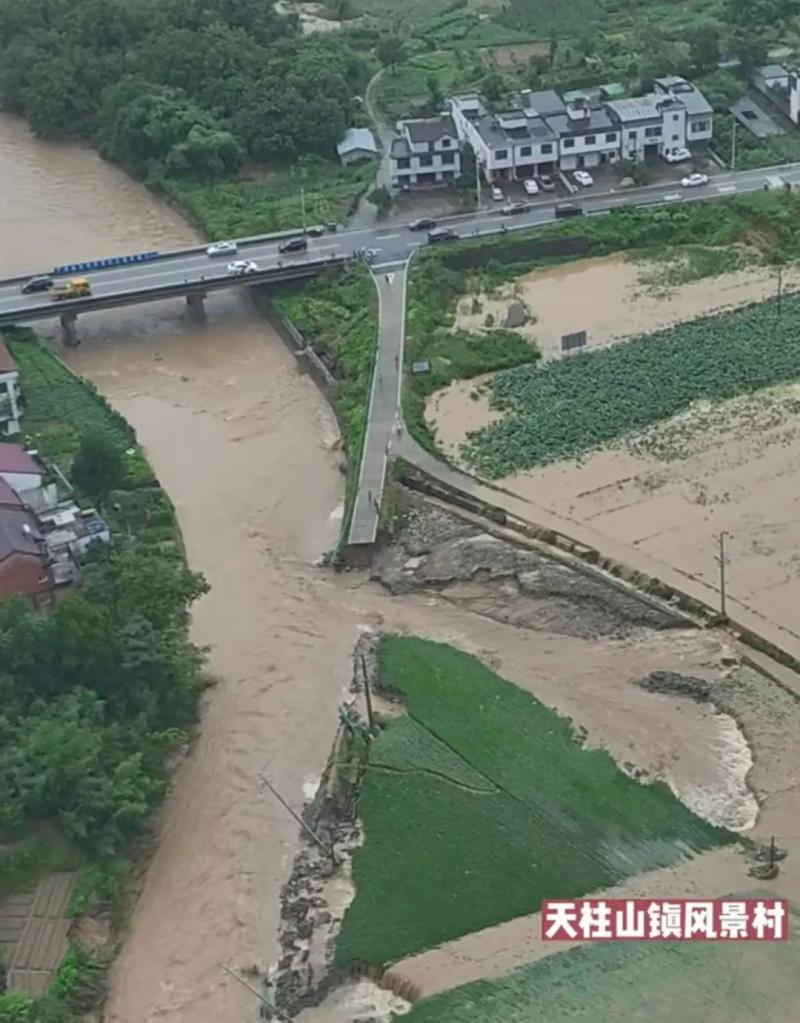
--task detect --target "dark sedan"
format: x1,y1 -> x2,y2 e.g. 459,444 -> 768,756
500,202 -> 528,216
21,275 -> 53,294
409,217 -> 436,231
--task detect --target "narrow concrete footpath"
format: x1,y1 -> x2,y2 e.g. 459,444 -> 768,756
348,266 -> 407,546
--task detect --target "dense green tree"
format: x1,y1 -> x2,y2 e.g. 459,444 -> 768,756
481,71 -> 505,103
376,35 -> 406,73
70,432 -> 124,503
368,186 -> 392,217
427,72 -> 444,112
687,23 -> 721,73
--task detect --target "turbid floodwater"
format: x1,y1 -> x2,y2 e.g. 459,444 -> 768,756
0,112 -> 781,1023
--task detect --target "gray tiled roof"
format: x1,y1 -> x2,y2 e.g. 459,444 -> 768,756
475,113 -> 555,150
606,96 -> 663,123
519,89 -> 566,117
390,137 -> 411,159
403,115 -> 458,144
545,105 -> 615,136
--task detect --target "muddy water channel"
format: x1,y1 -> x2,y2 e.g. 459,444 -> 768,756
0,113 -> 768,1023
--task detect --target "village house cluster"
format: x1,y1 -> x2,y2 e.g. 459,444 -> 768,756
390,76 -> 714,189
0,340 -> 110,605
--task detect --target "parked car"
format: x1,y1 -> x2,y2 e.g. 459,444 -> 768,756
554,202 -> 584,218
206,240 -> 238,256
538,174 -> 556,191
305,225 -> 325,237
409,217 -> 436,231
500,202 -> 528,216
680,172 -> 709,188
523,178 -> 539,196
427,228 -> 459,244
573,170 -> 594,187
227,260 -> 259,275
278,236 -> 308,254
662,147 -> 691,164
490,186 -> 504,201
20,274 -> 53,294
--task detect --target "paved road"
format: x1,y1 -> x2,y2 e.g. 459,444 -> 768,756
4,160 -> 800,323
348,266 -> 407,546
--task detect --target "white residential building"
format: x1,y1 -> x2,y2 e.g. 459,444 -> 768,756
788,69 -> 800,124
0,341 -> 21,435
441,77 -> 713,186
389,115 -> 461,189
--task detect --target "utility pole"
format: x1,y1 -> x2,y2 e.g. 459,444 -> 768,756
475,151 -> 482,210
716,531 -> 729,620
257,772 -> 334,860
730,119 -> 737,171
300,185 -> 307,232
360,653 -> 375,731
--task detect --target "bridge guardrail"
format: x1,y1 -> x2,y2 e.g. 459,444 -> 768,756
53,251 -> 161,275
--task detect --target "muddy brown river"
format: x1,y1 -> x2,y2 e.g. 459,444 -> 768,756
0,113 -> 762,1023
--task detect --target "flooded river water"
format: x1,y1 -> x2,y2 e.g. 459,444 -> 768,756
0,113 -> 765,1023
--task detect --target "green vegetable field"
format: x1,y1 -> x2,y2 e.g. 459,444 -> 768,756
335,637 -> 732,967
463,292 -> 800,477
400,915 -> 800,1023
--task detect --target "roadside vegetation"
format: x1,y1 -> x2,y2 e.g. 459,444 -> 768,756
0,332 -> 208,1022
335,636 -> 732,967
268,266 -> 378,540
400,926 -> 800,1023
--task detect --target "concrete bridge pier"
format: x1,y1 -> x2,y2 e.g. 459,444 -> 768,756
59,312 -> 80,347
185,291 -> 207,324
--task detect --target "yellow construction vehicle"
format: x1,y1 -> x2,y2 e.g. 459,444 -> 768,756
50,277 -> 91,300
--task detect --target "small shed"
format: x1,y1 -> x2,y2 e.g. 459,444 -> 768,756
337,127 -> 379,165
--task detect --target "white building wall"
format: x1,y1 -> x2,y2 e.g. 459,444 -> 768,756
686,113 -> 713,144
0,470 -> 42,493
791,73 -> 800,125
0,370 -> 21,434
662,107 -> 687,153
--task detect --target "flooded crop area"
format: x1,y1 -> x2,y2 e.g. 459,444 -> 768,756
4,109 -> 800,1023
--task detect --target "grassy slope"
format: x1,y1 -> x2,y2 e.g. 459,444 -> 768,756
400,922 -> 800,1023
335,636 -> 732,967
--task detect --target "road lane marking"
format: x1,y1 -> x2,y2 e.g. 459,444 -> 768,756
663,193 -> 682,202
718,184 -> 737,193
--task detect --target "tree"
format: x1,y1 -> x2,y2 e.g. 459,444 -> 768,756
367,185 -> 392,217
70,432 -> 124,503
726,28 -> 768,78
481,71 -> 505,103
427,72 -> 443,112
376,35 -> 405,73
687,23 -> 721,74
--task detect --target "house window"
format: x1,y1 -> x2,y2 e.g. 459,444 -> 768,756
442,137 -> 451,147
541,143 -> 553,154
585,134 -> 596,144
692,120 -> 709,132
419,154 -> 433,167
672,134 -> 679,141
644,126 -> 661,137
397,157 -> 410,169
441,151 -> 455,164
672,113 -> 680,120
563,138 -> 575,148
495,148 -> 508,159
605,132 -> 617,142
519,145 -> 532,157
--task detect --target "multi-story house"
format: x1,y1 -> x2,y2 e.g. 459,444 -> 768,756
392,77 -> 713,189
0,341 -> 21,436
389,115 -> 461,189
653,76 -> 713,147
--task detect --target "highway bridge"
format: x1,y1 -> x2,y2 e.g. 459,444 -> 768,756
3,160 -> 800,345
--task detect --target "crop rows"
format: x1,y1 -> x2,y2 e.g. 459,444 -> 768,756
464,292 -> 800,477
335,637 -> 731,967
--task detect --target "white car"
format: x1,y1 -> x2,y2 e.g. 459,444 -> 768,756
680,173 -> 709,188
573,170 -> 594,187
491,186 -> 504,201
227,260 -> 258,275
662,147 -> 691,164
206,240 -> 238,256
523,178 -> 539,196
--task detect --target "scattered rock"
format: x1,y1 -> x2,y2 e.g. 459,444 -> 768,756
484,312 -> 495,327
619,176 -> 636,188
503,300 -> 528,328
470,296 -> 482,315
